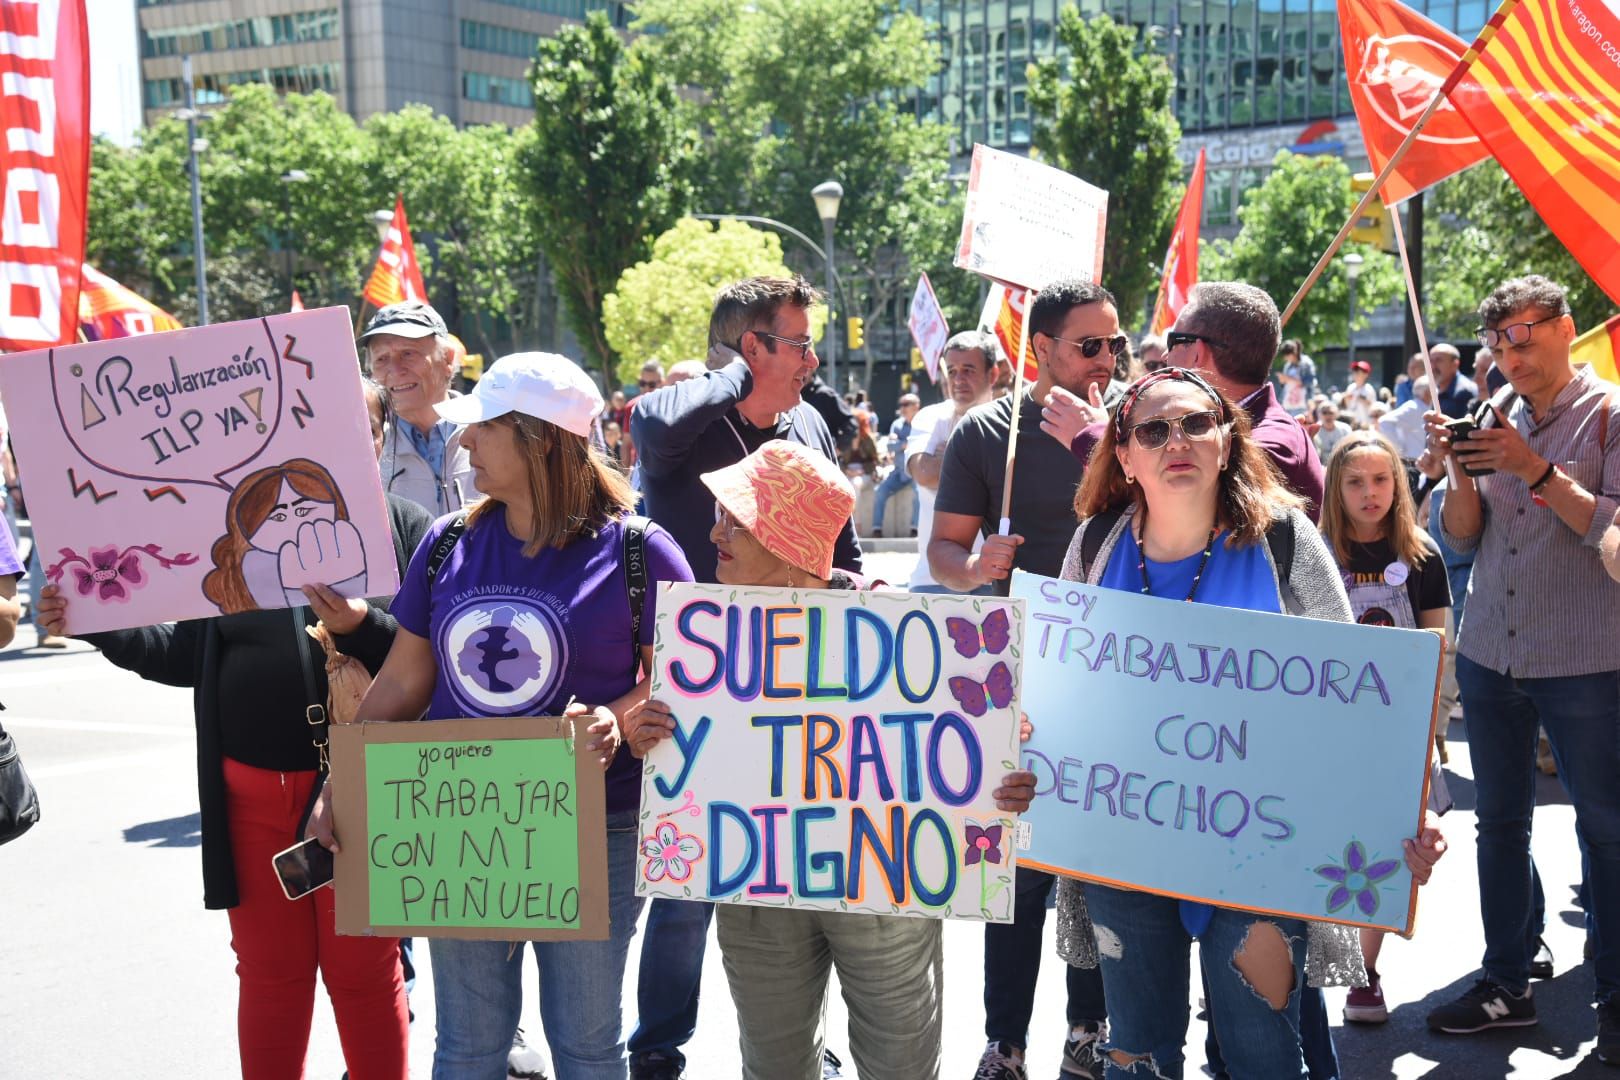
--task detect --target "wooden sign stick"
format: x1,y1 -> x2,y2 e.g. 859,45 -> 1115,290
1390,200 -> 1461,487
998,297 -> 1033,535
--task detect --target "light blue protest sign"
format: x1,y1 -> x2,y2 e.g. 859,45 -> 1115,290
1010,569 -> 1441,935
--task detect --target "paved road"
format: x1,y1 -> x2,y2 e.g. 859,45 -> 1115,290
0,553 -> 1609,1078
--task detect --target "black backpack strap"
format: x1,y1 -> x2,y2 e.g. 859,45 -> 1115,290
622,515 -> 650,673
1266,511 -> 1296,583
1080,505 -> 1128,580
425,512 -> 468,586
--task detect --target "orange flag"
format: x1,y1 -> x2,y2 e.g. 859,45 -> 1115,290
1443,0 -> 1620,303
1339,0 -> 1490,203
363,195 -> 427,308
76,263 -> 181,341
979,283 -> 1038,382
1150,149 -> 1206,336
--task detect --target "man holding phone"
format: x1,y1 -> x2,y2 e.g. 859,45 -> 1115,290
1422,276 -> 1620,1062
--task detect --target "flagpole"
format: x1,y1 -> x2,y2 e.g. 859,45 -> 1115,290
1390,203 -> 1462,488
1280,0 -> 1518,328
998,296 -> 1032,535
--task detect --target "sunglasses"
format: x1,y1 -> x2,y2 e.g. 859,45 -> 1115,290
1125,409 -> 1223,450
1048,333 -> 1129,359
752,331 -> 816,361
1474,313 -> 1561,349
1166,331 -> 1226,351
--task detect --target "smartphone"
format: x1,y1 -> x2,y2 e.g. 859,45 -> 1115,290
1443,415 -> 1494,477
272,836 -> 334,901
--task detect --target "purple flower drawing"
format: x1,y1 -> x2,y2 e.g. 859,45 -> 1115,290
641,821 -> 705,884
964,822 -> 1004,867
48,544 -> 197,605
1315,840 -> 1402,917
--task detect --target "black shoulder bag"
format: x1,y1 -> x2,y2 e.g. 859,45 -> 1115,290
0,706 -> 40,846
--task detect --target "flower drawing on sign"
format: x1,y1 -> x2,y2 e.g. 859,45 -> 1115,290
963,817 -> 1013,920
964,822 -> 1004,867
49,543 -> 198,604
642,821 -> 705,883
1315,840 -> 1402,917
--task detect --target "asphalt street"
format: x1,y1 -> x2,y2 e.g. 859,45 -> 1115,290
0,548 -> 1610,1078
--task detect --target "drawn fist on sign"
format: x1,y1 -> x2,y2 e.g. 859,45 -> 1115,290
278,518 -> 368,594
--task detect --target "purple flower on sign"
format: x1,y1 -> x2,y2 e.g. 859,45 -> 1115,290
964,822 -> 1004,867
1316,840 -> 1402,917
71,545 -> 148,603
641,821 -> 705,884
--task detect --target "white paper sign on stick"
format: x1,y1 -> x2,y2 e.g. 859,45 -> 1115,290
954,144 -> 1109,292
907,273 -> 951,384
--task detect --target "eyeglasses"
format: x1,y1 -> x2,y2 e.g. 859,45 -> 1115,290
1166,331 -> 1226,351
1048,333 -> 1129,359
1475,313 -> 1562,349
1125,409 -> 1223,450
713,504 -> 743,539
752,331 -> 816,361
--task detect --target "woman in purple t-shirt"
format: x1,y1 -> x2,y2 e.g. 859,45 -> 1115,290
312,352 -> 694,1080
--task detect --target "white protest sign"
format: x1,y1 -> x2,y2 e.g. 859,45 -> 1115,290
954,144 -> 1109,291
907,272 -> 950,383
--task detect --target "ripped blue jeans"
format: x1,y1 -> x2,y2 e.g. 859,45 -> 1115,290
1084,883 -> 1308,1080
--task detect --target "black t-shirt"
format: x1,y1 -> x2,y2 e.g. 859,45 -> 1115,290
1341,534 -> 1451,628
217,609 -> 328,772
935,392 -> 1085,589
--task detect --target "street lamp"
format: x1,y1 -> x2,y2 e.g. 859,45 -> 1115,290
370,209 -> 395,244
812,180 -> 843,390
278,169 -> 309,305
1344,251 -> 1365,373
179,55 -> 211,325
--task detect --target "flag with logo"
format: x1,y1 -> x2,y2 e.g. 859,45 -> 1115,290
0,0 -> 90,351
1339,0 -> 1490,203
76,264 -> 180,340
363,195 -> 427,308
1572,314 -> 1620,385
1443,0 -> 1620,303
979,283 -> 1038,382
1150,149 -> 1206,336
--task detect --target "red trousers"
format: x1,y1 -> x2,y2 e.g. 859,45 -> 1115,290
223,757 -> 409,1080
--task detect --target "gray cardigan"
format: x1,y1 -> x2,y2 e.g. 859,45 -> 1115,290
1051,504 -> 1368,990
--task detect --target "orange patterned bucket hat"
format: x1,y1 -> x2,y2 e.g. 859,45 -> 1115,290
701,440 -> 855,579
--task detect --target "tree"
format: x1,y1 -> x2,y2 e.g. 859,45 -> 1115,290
1027,7 -> 1182,325
1202,152 -> 1402,350
1427,161 -> 1613,338
521,13 -> 696,385
602,218 -> 827,379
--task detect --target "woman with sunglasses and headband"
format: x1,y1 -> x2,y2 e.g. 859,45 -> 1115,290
1051,368 -> 1445,1079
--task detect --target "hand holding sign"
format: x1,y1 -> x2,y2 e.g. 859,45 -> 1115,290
278,518 -> 368,593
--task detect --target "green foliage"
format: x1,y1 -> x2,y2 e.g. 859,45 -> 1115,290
522,12 -> 697,385
1427,161 -> 1613,337
603,218 -> 826,380
1201,152 -> 1401,350
1027,7 -> 1181,325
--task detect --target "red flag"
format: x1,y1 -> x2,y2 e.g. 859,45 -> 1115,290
1444,0 -> 1620,304
979,283 -> 1038,382
76,263 -> 180,340
363,195 -> 427,308
290,289 -> 304,312
0,0 -> 89,350
1150,149 -> 1206,336
1340,0 -> 1490,203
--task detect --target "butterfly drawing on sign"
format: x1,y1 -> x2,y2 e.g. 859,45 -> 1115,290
945,607 -> 1011,659
948,660 -> 1015,718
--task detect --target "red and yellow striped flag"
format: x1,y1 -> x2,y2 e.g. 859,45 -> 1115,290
76,263 -> 181,340
1571,313 -> 1620,384
363,195 -> 427,308
1443,0 -> 1620,304
978,283 -> 1038,382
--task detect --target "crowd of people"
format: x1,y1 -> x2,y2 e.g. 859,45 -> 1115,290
4,266 -> 1618,1080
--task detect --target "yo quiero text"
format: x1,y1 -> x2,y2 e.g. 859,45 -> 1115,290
639,584 -> 1025,922
1011,570 -> 1441,934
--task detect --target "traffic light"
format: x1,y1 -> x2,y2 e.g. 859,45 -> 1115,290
847,316 -> 865,352
910,347 -> 924,371
1348,173 -> 1397,253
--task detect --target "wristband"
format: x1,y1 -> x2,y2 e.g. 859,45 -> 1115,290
1529,462 -> 1557,493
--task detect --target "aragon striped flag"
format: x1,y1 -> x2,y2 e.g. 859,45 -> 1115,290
363,195 -> 428,308
978,283 -> 1038,382
1571,313 -> 1620,384
1442,0 -> 1620,304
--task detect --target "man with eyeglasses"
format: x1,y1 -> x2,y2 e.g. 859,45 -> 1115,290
628,274 -> 861,1080
930,278 -> 1121,1080
1421,275 -> 1620,1061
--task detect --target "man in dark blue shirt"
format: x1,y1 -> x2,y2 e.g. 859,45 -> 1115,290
1430,342 -> 1481,419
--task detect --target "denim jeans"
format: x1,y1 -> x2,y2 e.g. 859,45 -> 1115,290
1203,982 -> 1338,1079
429,810 -> 643,1080
983,866 -> 1107,1046
1457,656 -> 1620,1002
626,898 -> 714,1066
870,468 -> 916,536
1085,883 -> 1308,1080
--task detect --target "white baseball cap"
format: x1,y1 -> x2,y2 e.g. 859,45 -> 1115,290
434,352 -> 603,437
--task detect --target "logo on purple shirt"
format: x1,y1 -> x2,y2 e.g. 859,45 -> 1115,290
440,596 -> 567,715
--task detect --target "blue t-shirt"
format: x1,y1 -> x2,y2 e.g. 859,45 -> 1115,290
391,511 -> 695,813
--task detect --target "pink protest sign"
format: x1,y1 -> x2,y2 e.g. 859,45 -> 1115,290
907,273 -> 950,384
0,307 -> 397,634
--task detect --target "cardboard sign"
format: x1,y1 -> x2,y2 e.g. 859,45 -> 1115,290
0,308 -> 395,634
1010,570 -> 1441,935
907,273 -> 950,384
638,583 -> 1024,922
954,144 -> 1109,291
331,717 -> 608,940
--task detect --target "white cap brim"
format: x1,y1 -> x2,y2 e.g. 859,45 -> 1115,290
434,395 -> 510,425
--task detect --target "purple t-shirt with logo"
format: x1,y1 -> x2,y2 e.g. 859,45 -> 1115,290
0,516 -> 20,577
391,512 -> 694,813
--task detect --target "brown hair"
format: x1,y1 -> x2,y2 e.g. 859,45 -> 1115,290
708,275 -> 822,356
464,412 -> 634,557
202,458 -> 349,614
1074,376 -> 1302,547
1319,430 -> 1429,567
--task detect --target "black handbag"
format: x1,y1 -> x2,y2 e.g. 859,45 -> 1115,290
292,608 -> 329,842
0,716 -> 41,845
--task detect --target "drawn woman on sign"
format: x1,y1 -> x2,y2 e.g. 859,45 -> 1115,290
201,458 -> 368,614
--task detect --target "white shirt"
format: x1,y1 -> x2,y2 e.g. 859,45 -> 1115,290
1378,399 -> 1429,459
1341,381 -> 1377,427
907,401 -> 984,589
